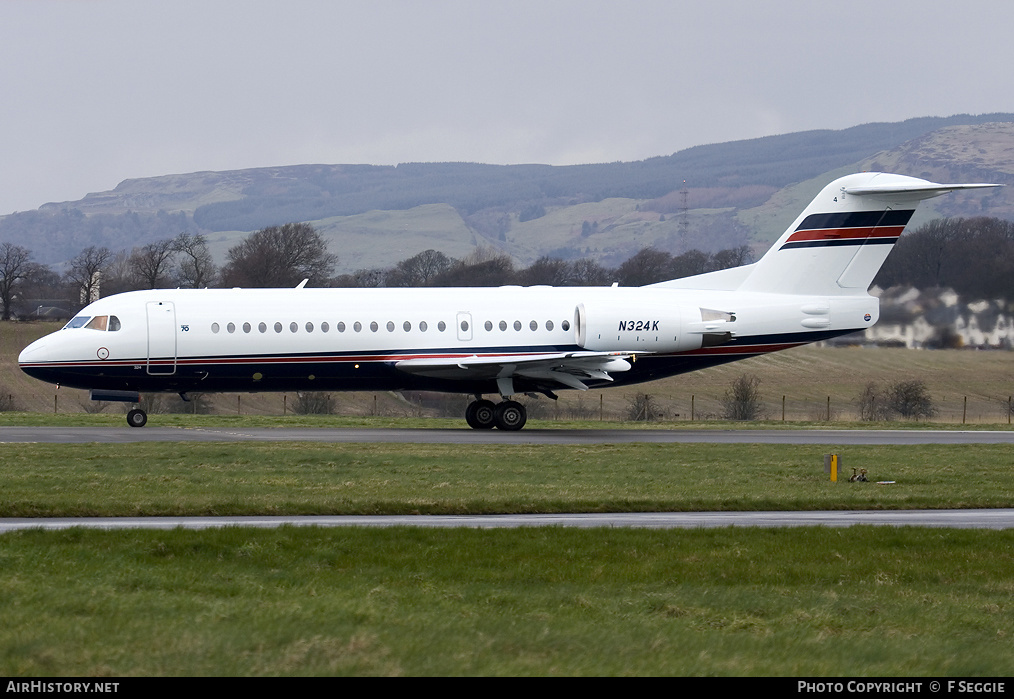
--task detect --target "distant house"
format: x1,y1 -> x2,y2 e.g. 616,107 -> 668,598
15,299 -> 73,322
857,286 -> 1012,349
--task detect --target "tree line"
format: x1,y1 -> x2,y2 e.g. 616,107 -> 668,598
3,215 -> 1013,321
0,222 -> 753,320
874,217 -> 1014,300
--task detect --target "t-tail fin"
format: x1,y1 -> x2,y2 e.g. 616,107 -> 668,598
737,172 -> 1000,296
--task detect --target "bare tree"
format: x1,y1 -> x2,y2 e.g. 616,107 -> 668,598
173,232 -> 218,288
129,238 -> 178,289
431,247 -> 514,287
385,249 -> 452,287
886,380 -> 937,420
516,256 -> 577,286
292,392 -> 336,415
721,374 -> 763,420
858,382 -> 892,421
859,380 -> 937,420
65,246 -> 112,307
221,223 -> 337,288
615,248 -> 674,286
0,243 -> 32,320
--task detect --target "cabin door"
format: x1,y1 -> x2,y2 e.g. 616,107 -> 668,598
146,301 -> 177,375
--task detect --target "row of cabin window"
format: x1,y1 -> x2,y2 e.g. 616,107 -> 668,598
209,319 -> 572,335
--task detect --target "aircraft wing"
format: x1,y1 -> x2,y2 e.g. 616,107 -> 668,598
394,351 -> 636,391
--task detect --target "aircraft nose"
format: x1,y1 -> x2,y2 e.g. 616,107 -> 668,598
18,338 -> 50,370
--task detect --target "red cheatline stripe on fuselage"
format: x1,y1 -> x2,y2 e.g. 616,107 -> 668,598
784,225 -> 905,243
678,341 -> 806,356
19,350 -> 564,370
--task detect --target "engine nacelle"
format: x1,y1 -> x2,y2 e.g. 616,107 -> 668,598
574,301 -> 705,353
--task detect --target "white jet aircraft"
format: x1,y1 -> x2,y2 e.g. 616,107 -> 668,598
19,172 -> 998,429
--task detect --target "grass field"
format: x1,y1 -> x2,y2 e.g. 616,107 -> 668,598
3,320 -> 1014,675
2,526 -> 1012,676
2,442 -> 1013,517
1,439 -> 1012,675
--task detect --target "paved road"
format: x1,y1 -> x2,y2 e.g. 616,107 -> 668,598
2,510 -> 1013,532
3,426 -> 1014,444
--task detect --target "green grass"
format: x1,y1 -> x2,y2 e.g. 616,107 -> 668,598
2,442 -> 1013,517
2,438 -> 1013,676
2,526 -> 1012,676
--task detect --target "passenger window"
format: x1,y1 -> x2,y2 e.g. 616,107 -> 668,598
274,322 -> 283,333
484,321 -> 493,331
530,320 -> 538,331
513,320 -> 522,331
259,322 -> 267,333
546,320 -> 554,331
438,321 -> 446,332
419,321 -> 428,332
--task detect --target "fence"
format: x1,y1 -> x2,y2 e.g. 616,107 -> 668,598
7,389 -> 1014,425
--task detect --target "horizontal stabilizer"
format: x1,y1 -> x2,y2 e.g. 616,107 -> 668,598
843,181 -> 1001,201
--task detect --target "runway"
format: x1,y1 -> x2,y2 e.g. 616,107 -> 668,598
3,425 -> 1014,444
2,510 -> 1013,532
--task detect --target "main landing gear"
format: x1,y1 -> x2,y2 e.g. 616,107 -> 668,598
465,398 -> 527,431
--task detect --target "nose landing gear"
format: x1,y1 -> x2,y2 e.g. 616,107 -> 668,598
126,408 -> 148,428
465,398 -> 527,431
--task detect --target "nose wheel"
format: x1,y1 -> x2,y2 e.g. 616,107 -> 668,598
465,399 -> 527,431
126,408 -> 148,428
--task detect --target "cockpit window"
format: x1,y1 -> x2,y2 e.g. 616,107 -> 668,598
72,315 -> 121,331
64,316 -> 91,329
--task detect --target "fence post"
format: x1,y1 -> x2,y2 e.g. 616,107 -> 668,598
782,395 -> 786,422
827,396 -> 831,422
963,396 -> 967,424
691,395 -> 695,422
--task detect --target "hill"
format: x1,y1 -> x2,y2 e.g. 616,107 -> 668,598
2,114 -> 1014,271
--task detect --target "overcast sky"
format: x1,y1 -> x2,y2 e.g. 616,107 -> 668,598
2,0 -> 1012,215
